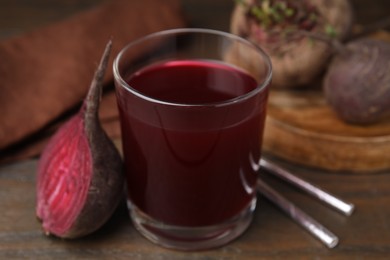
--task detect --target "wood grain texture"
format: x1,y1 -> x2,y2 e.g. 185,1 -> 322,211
1,159 -> 390,259
263,31 -> 390,173
264,89 -> 390,173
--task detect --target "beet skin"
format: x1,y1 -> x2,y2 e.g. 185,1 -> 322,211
36,41 -> 124,238
324,38 -> 390,124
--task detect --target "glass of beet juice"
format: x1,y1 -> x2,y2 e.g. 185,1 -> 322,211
113,28 -> 272,250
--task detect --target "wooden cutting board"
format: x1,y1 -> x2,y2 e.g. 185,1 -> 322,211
263,88 -> 390,174
262,31 -> 390,174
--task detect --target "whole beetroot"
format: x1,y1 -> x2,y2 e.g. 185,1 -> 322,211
324,38 -> 390,124
36,41 -> 124,238
231,0 -> 353,88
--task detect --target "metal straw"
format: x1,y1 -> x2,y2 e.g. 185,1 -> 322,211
260,159 -> 355,216
257,179 -> 339,248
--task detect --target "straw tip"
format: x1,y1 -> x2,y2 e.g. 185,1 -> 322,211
344,204 -> 355,216
327,237 -> 339,248
342,203 -> 355,217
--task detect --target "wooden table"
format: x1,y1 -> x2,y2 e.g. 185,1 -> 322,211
1,0 -> 390,259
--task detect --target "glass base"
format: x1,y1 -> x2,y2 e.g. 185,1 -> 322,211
127,197 -> 257,251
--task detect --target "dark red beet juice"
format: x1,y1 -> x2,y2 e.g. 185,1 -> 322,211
116,60 -> 268,227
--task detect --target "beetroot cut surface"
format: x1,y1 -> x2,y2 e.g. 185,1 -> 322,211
36,40 -> 124,239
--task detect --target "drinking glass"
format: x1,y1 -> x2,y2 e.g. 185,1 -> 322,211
113,28 -> 272,250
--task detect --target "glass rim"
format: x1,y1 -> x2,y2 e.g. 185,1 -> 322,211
113,28 -> 272,108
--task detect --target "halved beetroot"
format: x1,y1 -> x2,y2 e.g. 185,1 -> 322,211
36,41 -> 124,238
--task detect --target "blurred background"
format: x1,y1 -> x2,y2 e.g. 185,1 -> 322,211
0,0 -> 389,39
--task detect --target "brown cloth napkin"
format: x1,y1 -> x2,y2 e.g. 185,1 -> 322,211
0,0 -> 185,164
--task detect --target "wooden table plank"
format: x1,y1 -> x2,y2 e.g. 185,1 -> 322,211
1,158 -> 390,259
